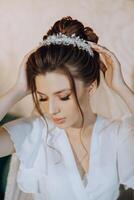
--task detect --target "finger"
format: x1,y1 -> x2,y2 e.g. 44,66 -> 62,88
24,48 -> 37,58
92,45 -> 119,65
90,42 -> 109,58
22,48 -> 37,67
91,43 -> 114,56
90,43 -> 121,69
100,61 -> 107,74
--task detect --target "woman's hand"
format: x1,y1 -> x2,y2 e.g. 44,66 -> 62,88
91,43 -> 134,115
14,49 -> 35,97
91,43 -> 125,91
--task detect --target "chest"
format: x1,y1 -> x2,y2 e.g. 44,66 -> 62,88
37,137 -> 119,200
69,140 -> 91,179
18,124 -> 120,200
46,126 -> 118,183
66,131 -> 93,177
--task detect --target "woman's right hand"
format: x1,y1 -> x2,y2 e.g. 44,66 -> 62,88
14,49 -> 35,97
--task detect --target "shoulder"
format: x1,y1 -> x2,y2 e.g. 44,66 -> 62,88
100,114 -> 134,145
118,114 -> 134,144
97,114 -> 121,137
97,115 -> 133,152
2,115 -> 42,131
11,114 -> 57,133
119,114 -> 134,129
98,114 -> 134,131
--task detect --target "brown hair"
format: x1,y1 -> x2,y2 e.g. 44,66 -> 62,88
26,16 -> 101,164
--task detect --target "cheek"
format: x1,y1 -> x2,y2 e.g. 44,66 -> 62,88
62,101 -> 80,117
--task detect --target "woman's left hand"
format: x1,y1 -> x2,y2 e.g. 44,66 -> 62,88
91,43 -> 125,91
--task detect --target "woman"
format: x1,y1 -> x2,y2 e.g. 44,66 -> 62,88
0,16 -> 134,200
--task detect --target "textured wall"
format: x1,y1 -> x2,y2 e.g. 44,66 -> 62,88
0,0 -> 134,118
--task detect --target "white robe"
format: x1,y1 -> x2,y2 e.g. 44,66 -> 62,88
2,114 -> 134,200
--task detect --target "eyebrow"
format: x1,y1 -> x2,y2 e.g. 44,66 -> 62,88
37,89 -> 72,96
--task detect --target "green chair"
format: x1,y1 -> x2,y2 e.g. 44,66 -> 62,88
0,114 -> 21,200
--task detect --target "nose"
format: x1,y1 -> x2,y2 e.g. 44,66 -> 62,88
49,98 -> 60,115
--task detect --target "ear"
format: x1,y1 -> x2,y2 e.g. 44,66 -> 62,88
88,80 -> 97,96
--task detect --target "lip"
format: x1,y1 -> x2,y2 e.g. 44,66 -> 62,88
52,117 -> 66,124
52,117 -> 65,121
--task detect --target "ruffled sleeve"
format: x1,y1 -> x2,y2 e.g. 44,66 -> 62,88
117,114 -> 134,189
2,115 -> 44,168
2,116 -> 45,194
2,115 -> 57,194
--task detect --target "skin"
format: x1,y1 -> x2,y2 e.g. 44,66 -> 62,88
6,43 -> 133,174
14,43 -> 134,116
0,41 -> 133,174
35,72 -> 97,173
35,72 -> 97,137
91,43 -> 134,115
35,44 -> 134,174
35,43 -> 134,138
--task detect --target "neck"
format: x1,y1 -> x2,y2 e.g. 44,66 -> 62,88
65,112 -> 97,138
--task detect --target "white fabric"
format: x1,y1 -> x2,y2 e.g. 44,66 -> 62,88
2,114 -> 134,200
4,154 -> 33,200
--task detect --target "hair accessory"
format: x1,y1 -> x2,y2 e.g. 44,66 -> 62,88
39,32 -> 94,57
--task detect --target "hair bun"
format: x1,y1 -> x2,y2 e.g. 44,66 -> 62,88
43,16 -> 99,44
84,27 -> 99,43
60,16 -> 73,21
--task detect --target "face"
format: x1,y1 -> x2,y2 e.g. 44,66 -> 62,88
35,71 -> 93,129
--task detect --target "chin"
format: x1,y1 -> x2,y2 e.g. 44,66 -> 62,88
55,122 -> 71,129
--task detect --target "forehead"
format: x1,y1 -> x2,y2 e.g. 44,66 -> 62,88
35,72 -> 85,95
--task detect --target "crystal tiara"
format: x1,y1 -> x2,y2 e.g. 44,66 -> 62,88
39,32 -> 94,57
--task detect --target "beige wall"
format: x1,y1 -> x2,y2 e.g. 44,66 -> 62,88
0,0 -> 134,118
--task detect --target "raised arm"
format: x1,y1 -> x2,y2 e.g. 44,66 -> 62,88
113,81 -> 134,115
0,86 -> 27,121
0,51 -> 32,157
91,43 -> 134,115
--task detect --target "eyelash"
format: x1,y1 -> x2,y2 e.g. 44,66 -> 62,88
39,95 -> 70,102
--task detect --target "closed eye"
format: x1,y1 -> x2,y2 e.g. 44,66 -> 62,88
39,98 -> 47,102
60,95 -> 70,101
39,95 -> 70,102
